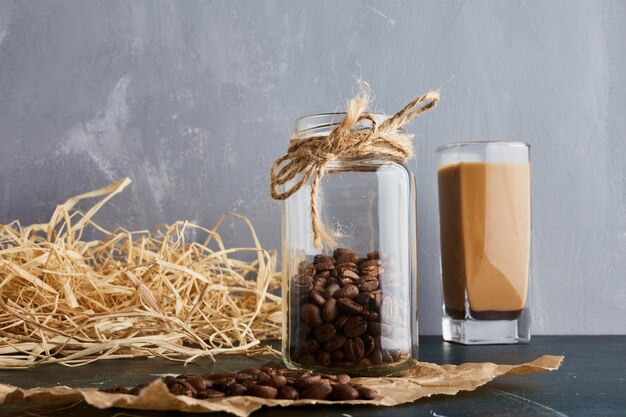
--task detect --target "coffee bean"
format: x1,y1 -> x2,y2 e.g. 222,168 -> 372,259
247,384 -> 278,399
341,269 -> 360,280
321,298 -> 338,322
281,369 -> 307,378
299,355 -> 316,366
333,247 -> 353,259
334,284 -> 359,299
333,315 -> 349,329
362,335 -> 376,355
366,250 -> 380,260
169,381 -> 195,396
103,384 -> 130,394
196,388 -> 226,399
331,349 -> 345,361
304,338 -> 320,354
371,291 -> 383,311
105,384 -> 130,394
226,383 -> 247,396
295,324 -> 312,341
331,360 -> 354,368
308,289 -> 326,306
324,283 -> 341,299
314,254 -> 334,264
355,385 -> 377,400
235,373 -> 254,383
362,266 -> 381,278
366,322 -> 392,336
314,271 -> 331,280
212,377 -> 236,389
277,385 -> 299,400
354,291 -> 372,306
360,310 -> 379,322
359,357 -> 372,367
369,348 -> 383,365
357,276 -> 379,292
131,384 -> 148,394
293,274 -> 312,292
182,375 -> 209,391
322,334 -> 346,351
313,277 -> 327,290
337,261 -> 358,269
336,374 -> 351,384
301,382 -> 332,400
337,298 -> 363,315
340,278 -> 355,286
315,262 -> 334,273
298,261 -> 315,276
317,350 -> 332,366
239,380 -> 257,388
336,252 -> 360,265
344,337 -> 365,362
329,383 -> 359,400
267,375 -> 287,388
389,349 -> 403,362
295,374 -> 321,390
301,304 -> 322,327
314,323 -> 336,343
296,293 -> 309,306
343,316 -> 368,337
326,277 -> 339,286
360,259 -> 381,268
336,262 -> 359,275
256,372 -> 272,385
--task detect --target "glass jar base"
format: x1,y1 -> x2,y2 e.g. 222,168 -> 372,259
283,354 -> 417,377
442,310 -> 530,345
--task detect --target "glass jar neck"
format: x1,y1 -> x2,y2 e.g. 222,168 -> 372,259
293,113 -> 402,138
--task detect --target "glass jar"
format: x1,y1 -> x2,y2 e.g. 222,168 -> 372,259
281,113 -> 418,376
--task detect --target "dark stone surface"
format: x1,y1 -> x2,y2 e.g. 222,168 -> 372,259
1,336 -> 624,416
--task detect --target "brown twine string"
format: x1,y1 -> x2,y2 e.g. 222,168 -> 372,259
270,88 -> 440,248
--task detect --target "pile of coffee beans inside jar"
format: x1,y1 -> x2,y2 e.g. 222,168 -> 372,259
101,367 -> 377,401
288,248 -> 409,371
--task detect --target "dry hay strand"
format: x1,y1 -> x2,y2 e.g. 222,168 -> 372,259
0,178 -> 282,368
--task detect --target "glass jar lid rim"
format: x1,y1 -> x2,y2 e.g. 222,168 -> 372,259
295,112 -> 393,135
436,141 -> 530,152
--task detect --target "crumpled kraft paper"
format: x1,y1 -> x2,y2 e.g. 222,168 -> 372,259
0,355 -> 563,417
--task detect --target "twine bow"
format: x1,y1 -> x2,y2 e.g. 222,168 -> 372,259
270,88 -> 440,248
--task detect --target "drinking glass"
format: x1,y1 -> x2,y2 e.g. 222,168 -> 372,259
437,141 -> 531,344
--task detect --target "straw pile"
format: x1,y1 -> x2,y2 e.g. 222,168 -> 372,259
0,178 -> 282,368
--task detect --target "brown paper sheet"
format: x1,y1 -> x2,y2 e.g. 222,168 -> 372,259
0,355 -> 563,416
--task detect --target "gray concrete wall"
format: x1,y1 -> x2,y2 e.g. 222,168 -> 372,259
0,1 -> 624,335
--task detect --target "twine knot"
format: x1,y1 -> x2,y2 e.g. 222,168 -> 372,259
270,87 -> 440,248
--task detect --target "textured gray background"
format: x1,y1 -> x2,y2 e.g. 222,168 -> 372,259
0,1 -> 624,335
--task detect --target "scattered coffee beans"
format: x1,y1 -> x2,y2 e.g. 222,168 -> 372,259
289,248 -> 410,371
101,367 -> 377,401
